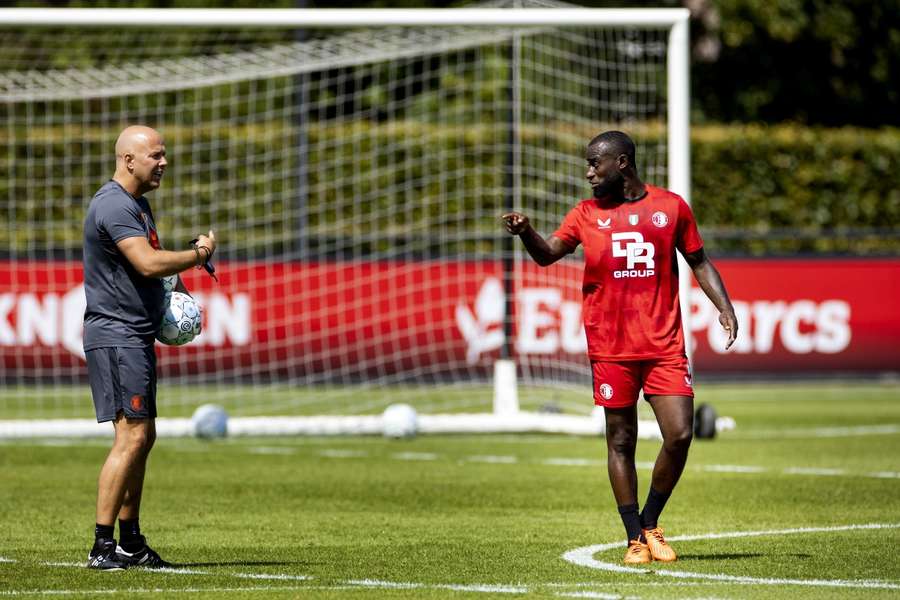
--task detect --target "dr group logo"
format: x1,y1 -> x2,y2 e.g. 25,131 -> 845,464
611,232 -> 655,279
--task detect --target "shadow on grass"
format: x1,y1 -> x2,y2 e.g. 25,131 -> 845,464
677,552 -> 811,560
175,560 -> 313,568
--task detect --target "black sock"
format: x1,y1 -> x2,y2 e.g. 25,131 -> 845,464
639,487 -> 671,531
617,503 -> 642,542
118,518 -> 144,551
94,523 -> 115,542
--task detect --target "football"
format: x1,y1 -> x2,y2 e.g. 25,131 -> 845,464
162,274 -> 178,294
192,403 -> 228,439
156,291 -> 202,346
382,403 -> 418,439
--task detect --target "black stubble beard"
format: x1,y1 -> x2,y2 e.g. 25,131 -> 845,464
592,171 -> 624,199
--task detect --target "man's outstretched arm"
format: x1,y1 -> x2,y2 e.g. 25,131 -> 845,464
501,212 -> 573,267
685,247 -> 738,350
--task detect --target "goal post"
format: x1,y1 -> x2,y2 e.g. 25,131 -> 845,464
0,4 -> 691,437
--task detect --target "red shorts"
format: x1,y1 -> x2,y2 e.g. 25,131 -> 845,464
591,355 -> 694,408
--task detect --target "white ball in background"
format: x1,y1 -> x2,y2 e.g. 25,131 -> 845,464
382,403 -> 418,439
192,403 -> 228,439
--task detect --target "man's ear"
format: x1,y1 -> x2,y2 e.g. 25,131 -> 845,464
616,153 -> 629,170
124,153 -> 134,172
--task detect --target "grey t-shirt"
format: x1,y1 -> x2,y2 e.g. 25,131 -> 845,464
82,180 -> 166,350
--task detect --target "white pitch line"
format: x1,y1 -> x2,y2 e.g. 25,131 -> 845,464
562,523 -> 900,590
468,455 -> 518,464
555,592 -> 635,599
38,560 -> 296,579
345,579 -> 528,593
0,557 -> 16,563
542,458 -> 603,467
233,573 -> 311,581
734,424 -> 900,439
392,452 -> 439,461
700,464 -> 767,474
868,471 -> 900,479
543,459 -> 898,481
146,567 -> 210,575
783,467 -> 846,476
42,561 -> 211,574
316,449 -> 368,458
249,446 -> 896,481
438,583 -> 528,593
345,579 -> 423,589
246,446 -> 297,455
548,582 -> 734,588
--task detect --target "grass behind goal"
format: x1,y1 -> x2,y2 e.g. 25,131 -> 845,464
1,382 -> 898,599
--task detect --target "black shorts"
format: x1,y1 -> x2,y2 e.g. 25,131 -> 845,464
85,346 -> 157,422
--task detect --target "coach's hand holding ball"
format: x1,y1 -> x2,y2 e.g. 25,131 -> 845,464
155,230 -> 217,347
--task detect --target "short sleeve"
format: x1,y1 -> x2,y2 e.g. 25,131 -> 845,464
97,196 -> 146,243
552,205 -> 583,249
675,196 -> 704,255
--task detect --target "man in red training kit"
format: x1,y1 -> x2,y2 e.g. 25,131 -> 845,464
503,131 -> 737,564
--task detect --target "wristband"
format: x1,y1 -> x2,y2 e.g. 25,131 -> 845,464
189,238 -> 219,282
190,242 -> 211,267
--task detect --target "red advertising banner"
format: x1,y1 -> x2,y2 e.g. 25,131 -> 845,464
688,259 -> 900,372
0,259 -> 897,377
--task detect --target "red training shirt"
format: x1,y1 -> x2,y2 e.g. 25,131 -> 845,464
553,184 -> 703,360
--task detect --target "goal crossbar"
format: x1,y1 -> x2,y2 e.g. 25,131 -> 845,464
0,8 -> 689,28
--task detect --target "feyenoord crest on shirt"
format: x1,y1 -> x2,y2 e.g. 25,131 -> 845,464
652,211 -> 669,227
628,214 -> 639,226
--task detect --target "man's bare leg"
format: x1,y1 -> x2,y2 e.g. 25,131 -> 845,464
96,414 -> 154,526
639,394 -> 694,562
605,405 -> 651,563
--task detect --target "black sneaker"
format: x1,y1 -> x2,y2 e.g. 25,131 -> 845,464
86,538 -> 129,571
115,537 -> 173,569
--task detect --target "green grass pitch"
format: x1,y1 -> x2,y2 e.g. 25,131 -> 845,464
0,382 -> 898,599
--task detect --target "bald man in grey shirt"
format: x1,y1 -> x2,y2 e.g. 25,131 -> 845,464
83,125 -> 216,570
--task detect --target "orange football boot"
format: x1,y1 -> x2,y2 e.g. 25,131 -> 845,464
623,539 -> 651,564
643,527 -> 677,562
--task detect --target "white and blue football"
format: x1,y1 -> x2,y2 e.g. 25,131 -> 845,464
192,403 -> 228,439
156,291 -> 202,346
162,274 -> 178,294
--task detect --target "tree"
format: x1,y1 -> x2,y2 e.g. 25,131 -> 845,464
689,0 -> 899,126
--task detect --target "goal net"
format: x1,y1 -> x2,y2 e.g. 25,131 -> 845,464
0,2 -> 689,436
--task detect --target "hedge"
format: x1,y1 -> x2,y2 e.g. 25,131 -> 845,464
1,122 -> 897,257
689,124 -> 900,255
